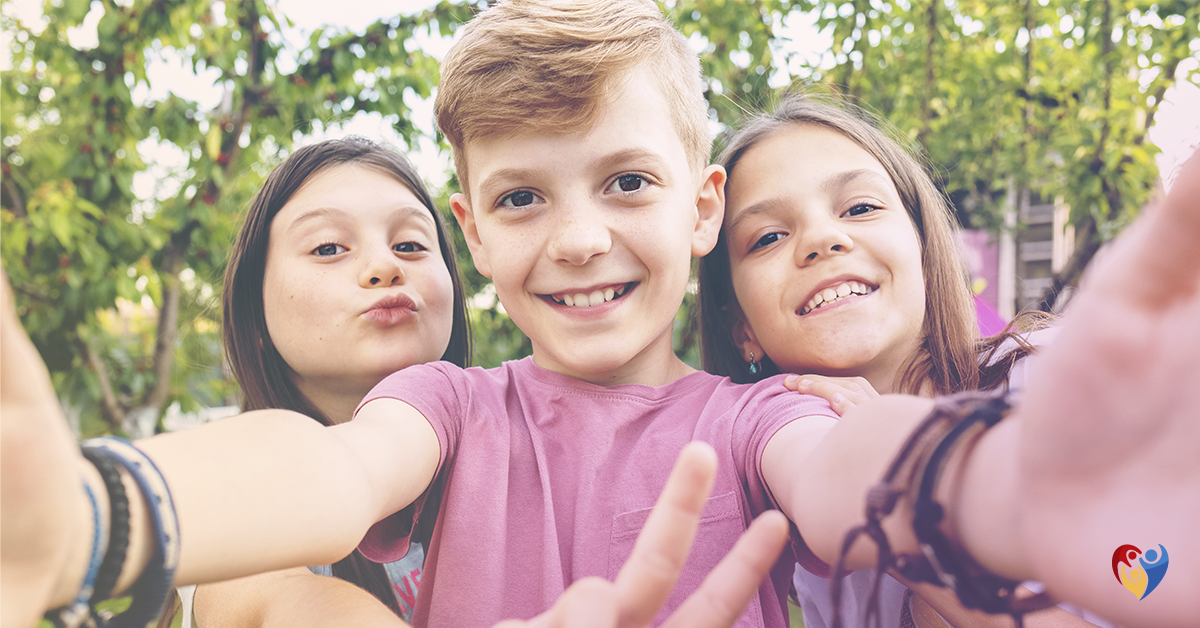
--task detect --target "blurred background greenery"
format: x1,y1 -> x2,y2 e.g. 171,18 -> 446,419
2,0 -> 1197,438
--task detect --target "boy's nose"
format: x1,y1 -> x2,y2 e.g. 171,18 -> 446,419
547,206 -> 612,266
360,250 -> 405,287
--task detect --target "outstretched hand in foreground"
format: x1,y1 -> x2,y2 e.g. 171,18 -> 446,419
966,151 -> 1200,628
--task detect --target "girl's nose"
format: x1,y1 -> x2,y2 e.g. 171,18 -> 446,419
796,220 -> 853,266
360,249 -> 405,287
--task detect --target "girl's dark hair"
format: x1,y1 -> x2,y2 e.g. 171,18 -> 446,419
700,93 -> 1044,394
221,136 -> 470,615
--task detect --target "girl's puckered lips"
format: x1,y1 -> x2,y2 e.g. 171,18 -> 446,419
363,293 -> 418,325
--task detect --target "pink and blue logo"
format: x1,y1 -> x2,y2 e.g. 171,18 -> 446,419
1112,544 -> 1169,600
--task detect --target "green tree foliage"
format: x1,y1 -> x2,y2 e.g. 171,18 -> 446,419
1,0 -> 475,436
675,0 -> 1199,314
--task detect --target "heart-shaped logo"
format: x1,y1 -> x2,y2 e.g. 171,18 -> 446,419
1112,544 -> 1169,600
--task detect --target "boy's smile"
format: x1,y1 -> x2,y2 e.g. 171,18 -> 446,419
451,66 -> 725,386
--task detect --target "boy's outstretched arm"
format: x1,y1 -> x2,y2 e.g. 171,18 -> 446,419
760,150 -> 1200,628
138,396 -> 439,585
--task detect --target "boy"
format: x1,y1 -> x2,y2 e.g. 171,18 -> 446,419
4,2 -> 1198,628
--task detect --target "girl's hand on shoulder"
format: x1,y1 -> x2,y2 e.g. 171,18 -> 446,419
784,374 -> 879,416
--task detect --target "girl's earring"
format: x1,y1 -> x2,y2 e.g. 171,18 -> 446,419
748,351 -> 760,375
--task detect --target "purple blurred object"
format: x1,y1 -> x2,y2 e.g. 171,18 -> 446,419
975,294 -> 1008,337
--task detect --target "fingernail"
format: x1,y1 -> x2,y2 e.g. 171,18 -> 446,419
798,378 -> 813,389
832,393 -> 845,404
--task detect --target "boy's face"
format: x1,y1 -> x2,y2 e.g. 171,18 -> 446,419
451,67 -> 725,385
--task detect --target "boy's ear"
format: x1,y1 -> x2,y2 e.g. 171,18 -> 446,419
691,164 -> 726,257
449,192 -> 493,279
730,306 -> 764,365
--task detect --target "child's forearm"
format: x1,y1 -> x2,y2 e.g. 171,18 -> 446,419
44,413 -> 383,609
194,568 -> 410,628
771,395 -> 1031,579
137,411 -> 385,585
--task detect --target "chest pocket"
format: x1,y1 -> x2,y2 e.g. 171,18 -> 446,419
607,491 -> 763,626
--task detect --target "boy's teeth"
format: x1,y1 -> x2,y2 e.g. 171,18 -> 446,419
554,284 -> 626,307
802,281 -> 874,315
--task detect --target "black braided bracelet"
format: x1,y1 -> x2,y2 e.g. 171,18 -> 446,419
80,447 -> 130,606
830,390 -> 1057,628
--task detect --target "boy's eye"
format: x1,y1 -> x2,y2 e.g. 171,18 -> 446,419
393,242 -> 426,253
608,174 -> 648,193
843,203 -> 879,217
500,190 -> 543,208
314,243 -> 346,256
750,232 -> 785,251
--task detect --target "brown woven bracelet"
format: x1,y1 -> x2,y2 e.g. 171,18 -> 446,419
829,390 -> 1057,628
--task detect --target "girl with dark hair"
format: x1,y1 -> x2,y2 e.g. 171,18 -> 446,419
182,136 -> 471,626
699,95 -> 1107,628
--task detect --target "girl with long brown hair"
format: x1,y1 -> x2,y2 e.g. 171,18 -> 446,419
699,94 -> 1107,628
181,136 -> 471,626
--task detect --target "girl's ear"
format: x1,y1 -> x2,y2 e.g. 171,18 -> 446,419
691,164 -> 726,257
730,306 -> 764,364
450,192 -> 492,279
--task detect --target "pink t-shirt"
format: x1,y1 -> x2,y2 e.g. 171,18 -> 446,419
356,357 -> 837,628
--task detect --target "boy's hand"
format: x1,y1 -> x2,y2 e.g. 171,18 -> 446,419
1,271 -> 92,628
783,375 -> 879,416
1010,150 -> 1200,627
497,442 -> 790,628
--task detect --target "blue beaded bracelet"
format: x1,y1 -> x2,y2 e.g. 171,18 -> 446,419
81,437 -> 180,628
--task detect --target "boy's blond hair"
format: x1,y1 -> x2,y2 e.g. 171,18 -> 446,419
435,0 -> 710,191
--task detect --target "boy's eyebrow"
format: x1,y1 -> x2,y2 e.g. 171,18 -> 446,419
595,148 -> 669,174
286,205 -> 435,235
477,167 -> 553,200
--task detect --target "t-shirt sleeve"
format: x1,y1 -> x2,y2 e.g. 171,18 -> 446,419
353,361 -> 465,563
733,377 -> 839,578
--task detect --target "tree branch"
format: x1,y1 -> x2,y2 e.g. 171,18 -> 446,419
78,337 -> 126,433
2,176 -> 25,218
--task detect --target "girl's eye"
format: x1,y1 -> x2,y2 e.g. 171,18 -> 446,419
500,190 -> 543,208
844,203 -> 880,217
313,243 -> 346,256
608,174 -> 649,193
750,231 -> 785,252
393,242 -> 426,254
